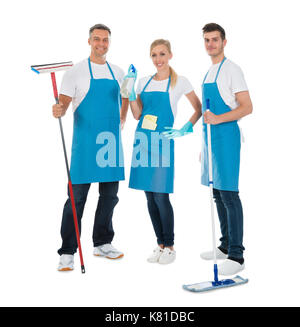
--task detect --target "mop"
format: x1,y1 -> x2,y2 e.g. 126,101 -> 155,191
183,99 -> 248,292
31,62 -> 85,274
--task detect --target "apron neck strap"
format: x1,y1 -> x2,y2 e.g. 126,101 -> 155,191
88,58 -> 116,81
142,75 -> 155,92
214,57 -> 226,83
142,74 -> 171,93
106,61 -> 116,80
88,57 -> 94,80
166,76 -> 171,92
202,70 -> 209,85
202,57 -> 227,85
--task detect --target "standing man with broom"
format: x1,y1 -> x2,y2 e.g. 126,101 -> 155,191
199,23 -> 253,275
52,24 -> 129,271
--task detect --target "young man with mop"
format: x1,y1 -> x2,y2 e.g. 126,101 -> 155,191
52,24 -> 129,271
199,23 -> 253,275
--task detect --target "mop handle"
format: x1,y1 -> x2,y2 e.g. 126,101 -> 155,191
206,99 -> 218,282
50,73 -> 71,180
50,72 -> 85,274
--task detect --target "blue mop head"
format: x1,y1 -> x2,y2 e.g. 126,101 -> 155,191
183,275 -> 248,293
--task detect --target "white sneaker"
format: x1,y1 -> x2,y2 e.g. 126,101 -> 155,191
93,243 -> 124,259
158,248 -> 176,264
58,254 -> 74,271
147,246 -> 163,263
218,259 -> 245,276
200,248 -> 228,260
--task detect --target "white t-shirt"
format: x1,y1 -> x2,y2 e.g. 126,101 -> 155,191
60,59 -> 125,112
203,59 -> 248,110
136,75 -> 194,118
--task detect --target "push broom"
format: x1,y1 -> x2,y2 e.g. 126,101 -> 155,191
31,62 -> 85,273
183,99 -> 248,292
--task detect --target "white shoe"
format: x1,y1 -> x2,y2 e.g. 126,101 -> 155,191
58,254 -> 74,271
93,243 -> 124,259
147,246 -> 163,263
158,248 -> 176,264
200,248 -> 228,260
218,259 -> 245,276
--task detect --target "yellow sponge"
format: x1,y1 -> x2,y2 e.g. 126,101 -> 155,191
142,115 -> 158,130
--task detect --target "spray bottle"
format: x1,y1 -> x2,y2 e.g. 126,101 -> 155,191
121,64 -> 136,98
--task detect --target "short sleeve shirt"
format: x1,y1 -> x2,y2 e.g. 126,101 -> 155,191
60,59 -> 125,112
136,75 -> 194,118
203,59 -> 248,110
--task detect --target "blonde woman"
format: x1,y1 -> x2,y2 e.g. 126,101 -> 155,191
126,39 -> 202,264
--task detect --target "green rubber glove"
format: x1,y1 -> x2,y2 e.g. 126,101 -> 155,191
162,121 -> 193,139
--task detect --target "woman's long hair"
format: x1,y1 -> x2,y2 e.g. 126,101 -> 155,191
150,39 -> 178,89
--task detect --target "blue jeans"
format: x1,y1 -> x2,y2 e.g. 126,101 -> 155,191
145,192 -> 174,247
213,188 -> 245,259
58,182 -> 119,255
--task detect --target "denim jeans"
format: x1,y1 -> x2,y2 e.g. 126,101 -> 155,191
145,192 -> 174,247
213,188 -> 245,259
58,182 -> 119,255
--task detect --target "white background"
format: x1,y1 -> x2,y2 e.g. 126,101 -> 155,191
0,0 -> 299,307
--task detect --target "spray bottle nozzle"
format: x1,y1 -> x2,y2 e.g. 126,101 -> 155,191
129,64 -> 136,73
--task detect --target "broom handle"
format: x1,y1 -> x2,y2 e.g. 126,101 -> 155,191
51,72 -> 85,274
206,100 -> 218,283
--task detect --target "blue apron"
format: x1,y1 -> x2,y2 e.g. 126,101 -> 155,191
70,58 -> 125,184
201,57 -> 241,191
129,75 -> 175,193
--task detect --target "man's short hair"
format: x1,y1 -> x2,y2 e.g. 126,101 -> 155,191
202,23 -> 226,40
89,24 -> 111,37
